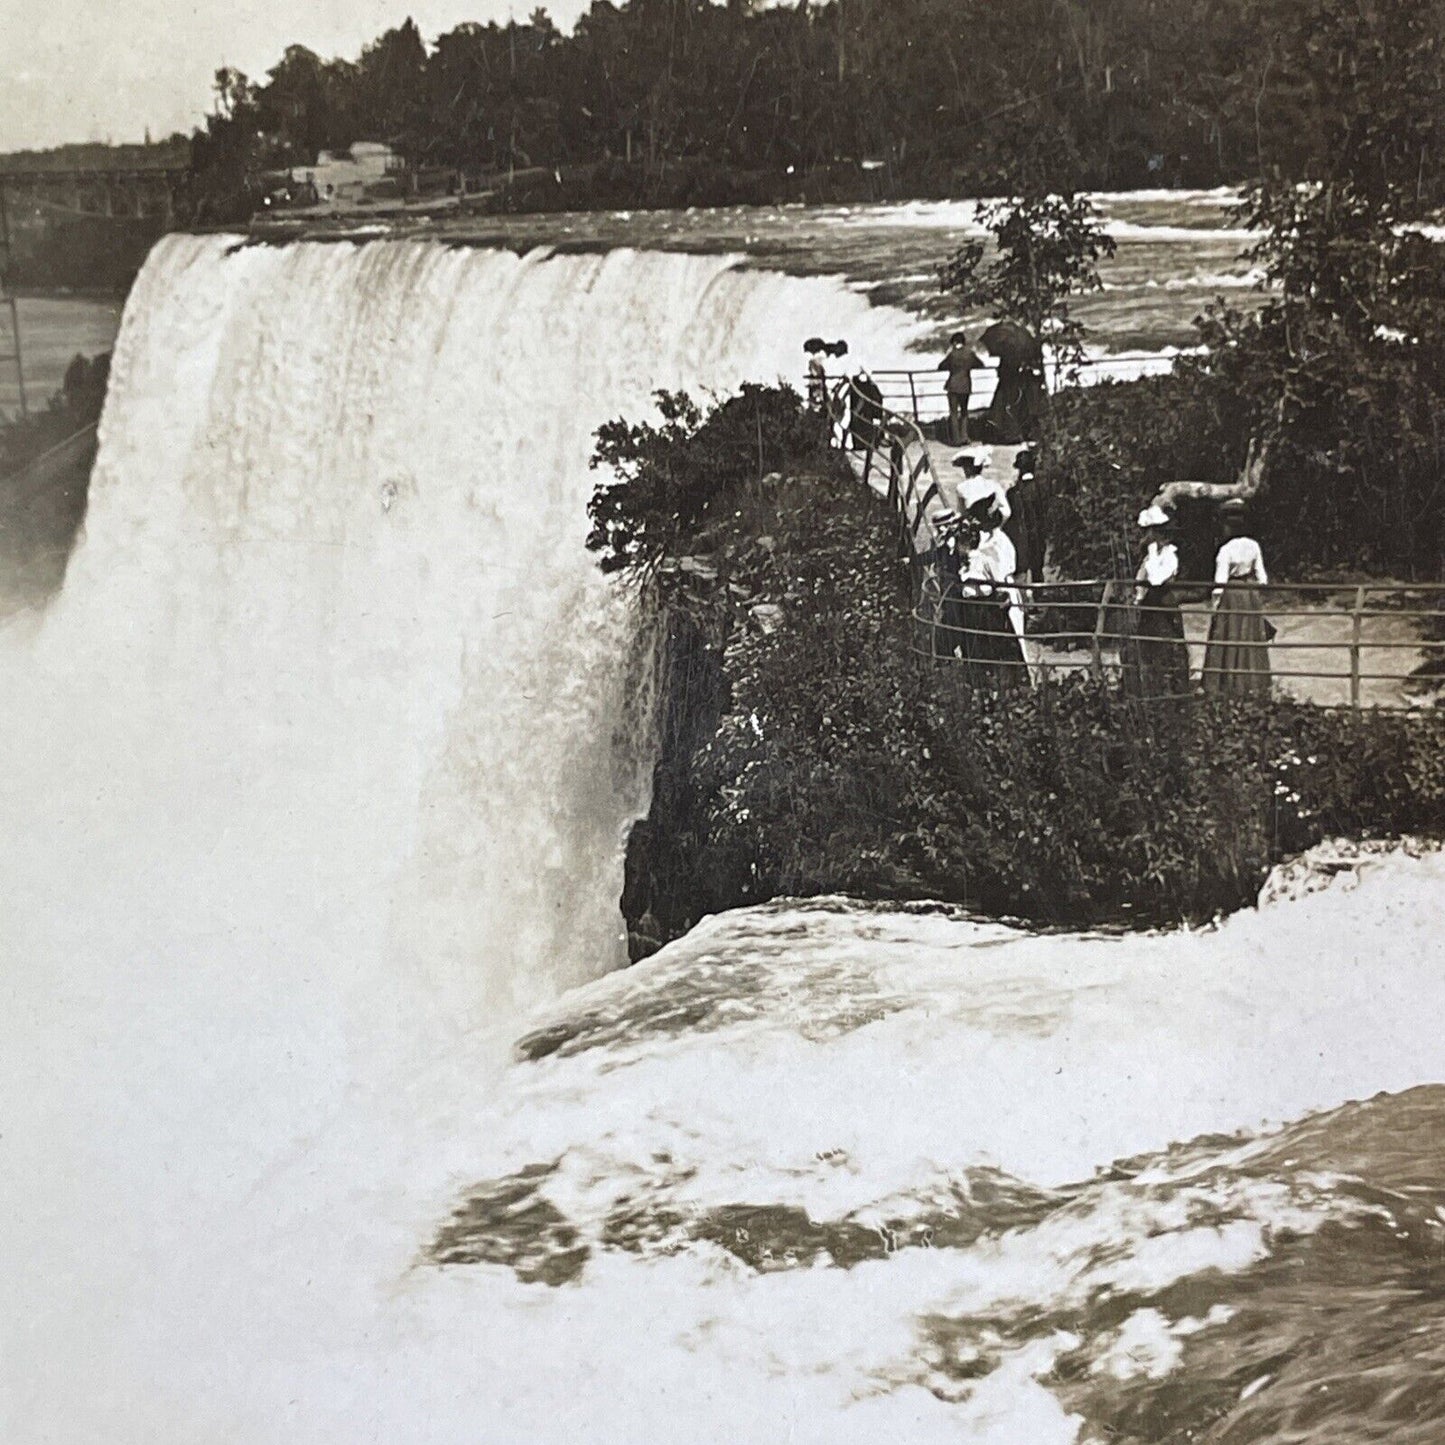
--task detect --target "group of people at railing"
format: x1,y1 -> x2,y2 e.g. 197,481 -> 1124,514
806,333 -> 1279,699
807,317 -> 1048,449
926,484 -> 1276,698
1118,499 -> 1273,698
937,324 -> 1047,445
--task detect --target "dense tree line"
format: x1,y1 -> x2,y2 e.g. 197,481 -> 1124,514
1035,0 -> 1445,581
186,0 -> 1443,218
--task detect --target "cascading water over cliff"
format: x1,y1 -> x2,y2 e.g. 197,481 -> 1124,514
0,234 -> 923,1443
4,232 -> 1441,1445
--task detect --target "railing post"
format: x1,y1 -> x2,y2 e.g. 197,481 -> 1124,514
1091,581 -> 1112,682
1350,584 -> 1365,711
907,371 -> 919,422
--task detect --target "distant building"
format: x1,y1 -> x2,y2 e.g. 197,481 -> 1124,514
308,143 -> 400,205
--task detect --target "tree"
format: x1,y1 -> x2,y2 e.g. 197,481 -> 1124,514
212,67 -> 256,121
938,185 -> 1116,371
358,19 -> 428,147
259,46 -> 336,162
1141,0 -> 1445,574
184,68 -> 268,223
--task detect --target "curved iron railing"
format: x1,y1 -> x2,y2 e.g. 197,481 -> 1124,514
818,372 -> 1445,711
821,356 -> 1177,429
823,374 -> 951,594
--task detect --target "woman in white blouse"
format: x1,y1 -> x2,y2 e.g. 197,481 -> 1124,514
1123,505 -> 1190,697
1202,499 -> 1272,694
944,498 -> 1027,686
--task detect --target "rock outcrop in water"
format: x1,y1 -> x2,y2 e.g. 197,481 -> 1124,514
1258,835 -> 1443,908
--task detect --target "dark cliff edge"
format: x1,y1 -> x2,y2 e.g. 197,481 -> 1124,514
621,611 -> 732,962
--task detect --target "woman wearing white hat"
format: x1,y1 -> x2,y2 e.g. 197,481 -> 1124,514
941,496 -> 1027,686
1122,505 -> 1190,698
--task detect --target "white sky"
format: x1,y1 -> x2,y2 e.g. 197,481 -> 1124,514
1,0 -> 595,152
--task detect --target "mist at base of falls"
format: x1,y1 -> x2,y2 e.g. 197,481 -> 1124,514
0,234 -> 925,1443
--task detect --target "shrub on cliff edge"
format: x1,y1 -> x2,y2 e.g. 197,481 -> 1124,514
591,383 -> 1445,946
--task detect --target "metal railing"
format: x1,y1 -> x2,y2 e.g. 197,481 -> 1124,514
819,373 -> 1445,712
821,356 -> 1177,428
824,375 -> 950,593
914,579 -> 1445,710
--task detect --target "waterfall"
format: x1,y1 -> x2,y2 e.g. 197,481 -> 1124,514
0,234 -> 925,1443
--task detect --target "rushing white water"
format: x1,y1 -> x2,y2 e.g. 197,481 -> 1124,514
0,234 -> 925,1444
359,854 -> 1445,1445
3,233 -> 1441,1445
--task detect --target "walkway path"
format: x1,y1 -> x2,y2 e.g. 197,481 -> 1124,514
829,380 -> 1441,711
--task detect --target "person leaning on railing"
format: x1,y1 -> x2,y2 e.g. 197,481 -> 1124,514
849,369 -> 885,450
938,331 -> 984,445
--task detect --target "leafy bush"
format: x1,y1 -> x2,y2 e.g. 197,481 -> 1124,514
701,617 -> 1445,927
1035,1 -> 1445,588
1193,296 -> 1445,580
597,383 -> 1445,953
939,187 -> 1116,371
586,384 -> 831,576
1038,371 -> 1239,582
1039,295 -> 1445,583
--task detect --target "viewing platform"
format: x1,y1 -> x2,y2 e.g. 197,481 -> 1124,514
823,370 -> 1445,712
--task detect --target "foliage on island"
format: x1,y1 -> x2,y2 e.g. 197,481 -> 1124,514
1036,0 -> 1445,584
587,385 -> 830,578
589,385 -> 1445,953
939,184 -> 1116,372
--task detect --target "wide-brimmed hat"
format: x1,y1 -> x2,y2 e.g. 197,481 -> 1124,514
933,508 -> 970,541
956,476 -> 1011,522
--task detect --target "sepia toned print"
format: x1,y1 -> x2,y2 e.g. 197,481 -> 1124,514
2,2 -> 1442,1441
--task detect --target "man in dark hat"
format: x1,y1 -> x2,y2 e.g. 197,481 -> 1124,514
1003,448 -> 1047,584
938,331 -> 983,444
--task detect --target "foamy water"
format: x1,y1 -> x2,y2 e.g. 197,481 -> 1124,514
392,857 -> 1445,1443
0,234 -> 924,1443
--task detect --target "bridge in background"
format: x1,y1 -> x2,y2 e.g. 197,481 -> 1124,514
0,143 -> 189,415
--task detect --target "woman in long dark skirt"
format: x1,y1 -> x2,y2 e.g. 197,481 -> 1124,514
1122,505 -> 1191,698
931,512 -> 968,660
952,501 -> 1027,688
1202,500 -> 1272,694
1002,448 -> 1048,584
